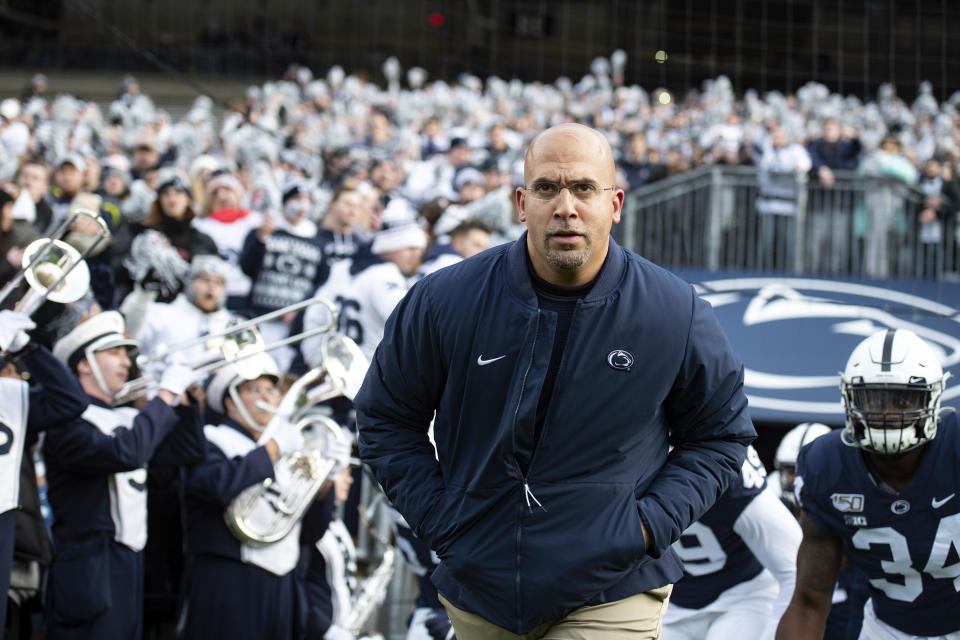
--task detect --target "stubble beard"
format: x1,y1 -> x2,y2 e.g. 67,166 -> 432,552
543,234 -> 590,270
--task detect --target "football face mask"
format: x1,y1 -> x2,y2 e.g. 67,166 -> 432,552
840,329 -> 947,455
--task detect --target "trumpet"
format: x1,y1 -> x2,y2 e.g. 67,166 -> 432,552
225,332 -> 369,546
0,208 -> 110,316
111,296 -> 339,406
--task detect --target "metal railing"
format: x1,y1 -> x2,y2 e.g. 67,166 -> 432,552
618,166 -> 959,281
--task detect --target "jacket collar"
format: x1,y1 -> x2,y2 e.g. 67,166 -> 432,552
505,231 -> 625,306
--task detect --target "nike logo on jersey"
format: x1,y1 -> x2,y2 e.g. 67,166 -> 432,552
932,493 -> 956,509
128,478 -> 147,492
477,354 -> 506,366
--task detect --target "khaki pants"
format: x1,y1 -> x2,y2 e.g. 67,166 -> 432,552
440,585 -> 673,640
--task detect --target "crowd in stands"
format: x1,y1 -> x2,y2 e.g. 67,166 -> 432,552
1,63 -> 958,303
0,66 -> 960,306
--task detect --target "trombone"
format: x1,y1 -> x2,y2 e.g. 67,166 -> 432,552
111,296 -> 339,406
0,208 -> 110,317
139,294 -> 335,368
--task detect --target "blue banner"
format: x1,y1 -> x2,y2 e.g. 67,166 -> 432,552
670,269 -> 960,426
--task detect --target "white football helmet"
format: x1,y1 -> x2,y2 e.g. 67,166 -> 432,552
774,422 -> 832,502
840,329 -> 947,455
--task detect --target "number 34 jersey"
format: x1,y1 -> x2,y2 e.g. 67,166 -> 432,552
797,412 -> 960,637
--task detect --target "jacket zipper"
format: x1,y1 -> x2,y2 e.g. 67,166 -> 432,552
513,301 -> 582,625
512,309 -> 541,627
523,300 -> 581,484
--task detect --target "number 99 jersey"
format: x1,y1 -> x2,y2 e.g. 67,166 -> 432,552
796,412 -> 960,637
669,445 -> 770,609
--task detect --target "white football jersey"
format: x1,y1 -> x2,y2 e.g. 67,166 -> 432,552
302,260 -> 409,367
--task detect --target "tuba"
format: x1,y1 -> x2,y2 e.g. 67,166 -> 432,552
225,333 -> 369,546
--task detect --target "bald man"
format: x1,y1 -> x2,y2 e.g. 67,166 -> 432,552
356,124 -> 755,639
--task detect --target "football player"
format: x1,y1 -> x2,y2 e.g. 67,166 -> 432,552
661,445 -> 801,640
777,328 -> 959,639
773,422 -> 870,640
770,422 -> 833,511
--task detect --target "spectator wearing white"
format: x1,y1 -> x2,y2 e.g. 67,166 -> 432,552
193,171 -> 263,309
0,98 -> 30,162
755,126 -> 813,270
133,254 -> 233,378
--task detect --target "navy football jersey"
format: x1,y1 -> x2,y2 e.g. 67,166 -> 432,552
670,445 -> 768,609
797,412 -> 960,637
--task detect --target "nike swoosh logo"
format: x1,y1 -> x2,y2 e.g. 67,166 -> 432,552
932,493 -> 956,509
128,478 -> 147,492
477,354 -> 506,366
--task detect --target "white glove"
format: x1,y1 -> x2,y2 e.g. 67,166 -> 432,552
326,426 -> 353,473
158,363 -> 199,396
0,310 -> 35,353
324,625 -> 355,640
271,421 -> 302,457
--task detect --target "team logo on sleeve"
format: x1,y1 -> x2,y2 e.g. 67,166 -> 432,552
831,493 -> 865,512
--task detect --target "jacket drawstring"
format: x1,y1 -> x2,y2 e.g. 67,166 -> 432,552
523,483 -> 546,512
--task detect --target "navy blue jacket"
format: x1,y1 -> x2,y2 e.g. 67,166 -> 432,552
356,234 -> 755,633
13,345 -> 88,567
18,345 -> 89,438
43,396 -> 204,544
807,137 -> 862,172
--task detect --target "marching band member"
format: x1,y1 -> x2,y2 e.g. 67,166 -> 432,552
127,254 -> 232,638
181,353 -> 331,640
42,310 -> 205,639
0,310 -> 88,636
